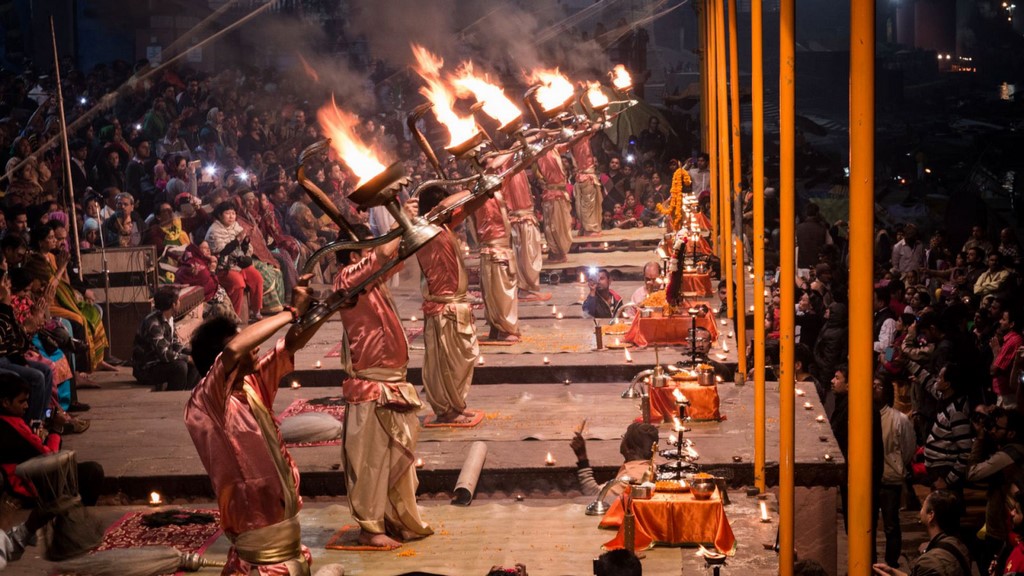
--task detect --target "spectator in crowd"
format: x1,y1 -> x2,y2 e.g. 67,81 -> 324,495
966,407 -> 1024,571
582,268 -> 623,319
131,286 -> 198,391
877,375 -> 917,569
891,223 -> 926,281
872,491 -> 970,576
962,225 -> 993,256
923,364 -> 973,493
796,202 -> 831,269
989,308 -> 1023,408
206,201 -> 265,322
974,252 -> 1010,297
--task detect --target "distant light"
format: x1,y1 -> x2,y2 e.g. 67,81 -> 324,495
135,123 -> 142,130
238,171 -> 249,181
924,168 -> 932,174
937,54 -> 943,60
204,166 -> 216,175
79,97 -> 87,105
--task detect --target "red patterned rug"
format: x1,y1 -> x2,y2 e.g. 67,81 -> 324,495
280,397 -> 346,448
96,509 -> 222,574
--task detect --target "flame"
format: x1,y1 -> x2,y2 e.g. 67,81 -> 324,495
410,44 -> 480,148
587,81 -> 609,108
611,64 -> 632,90
452,62 -> 522,128
297,53 -> 319,83
527,68 -> 574,111
316,96 -> 387,187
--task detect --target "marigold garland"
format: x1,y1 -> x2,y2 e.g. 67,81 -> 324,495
656,167 -> 691,233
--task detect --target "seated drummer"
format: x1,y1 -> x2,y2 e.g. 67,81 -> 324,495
0,373 -> 104,564
570,422 -> 660,503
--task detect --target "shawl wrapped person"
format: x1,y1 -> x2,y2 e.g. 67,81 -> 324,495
205,202 -> 273,321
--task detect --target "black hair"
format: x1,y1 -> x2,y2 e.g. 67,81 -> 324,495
794,343 -> 813,371
1,234 -> 26,252
1005,307 -> 1023,329
418,185 -> 447,216
594,549 -> 642,576
9,267 -> 34,293
793,559 -> 830,576
190,316 -> 240,375
212,201 -> 237,222
153,286 -> 179,312
925,490 -> 961,535
335,224 -> 372,266
28,225 -> 53,250
0,372 -> 31,403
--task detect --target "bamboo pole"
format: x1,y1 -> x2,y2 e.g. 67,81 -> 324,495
848,0 -> 876,571
715,0 -> 734,321
779,0 -> 797,568
750,0 -> 767,494
728,0 -> 747,377
49,17 -> 82,282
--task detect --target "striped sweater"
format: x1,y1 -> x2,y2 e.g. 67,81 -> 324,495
923,395 -> 973,488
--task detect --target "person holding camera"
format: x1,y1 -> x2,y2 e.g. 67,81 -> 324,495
967,407 -> 1024,571
206,201 -> 264,322
582,268 -> 622,319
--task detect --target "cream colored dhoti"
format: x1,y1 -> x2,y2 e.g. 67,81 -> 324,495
509,210 -> 543,292
341,375 -> 433,538
575,176 -> 602,233
422,301 -> 477,417
479,243 -> 519,336
542,194 -> 573,260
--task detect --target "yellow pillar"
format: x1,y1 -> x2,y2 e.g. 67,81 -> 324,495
750,0 -> 766,493
704,0 -> 720,253
715,0 -> 734,320
779,0 -> 796,568
849,0 -> 876,572
728,0 -> 747,377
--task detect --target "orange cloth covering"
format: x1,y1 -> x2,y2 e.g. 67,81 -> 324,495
650,382 -> 722,421
600,490 -> 736,554
695,213 -> 712,230
623,313 -> 719,347
680,272 -> 713,296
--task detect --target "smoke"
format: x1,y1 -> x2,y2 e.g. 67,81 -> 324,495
346,0 -> 611,82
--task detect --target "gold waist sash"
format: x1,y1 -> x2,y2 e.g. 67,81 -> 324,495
231,515 -> 303,565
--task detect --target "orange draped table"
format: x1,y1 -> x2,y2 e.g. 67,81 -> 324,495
599,490 -> 736,553
623,313 -> 719,347
680,272 -> 713,296
650,382 -> 722,421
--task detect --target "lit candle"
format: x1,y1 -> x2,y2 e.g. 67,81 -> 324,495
672,388 -> 685,404
149,491 -> 162,506
579,272 -> 586,283
410,315 -> 418,322
290,380 -> 301,389
314,360 -> 322,369
720,319 -> 728,326
749,273 -> 755,280
668,433 -> 677,445
545,452 -> 556,466
686,446 -> 700,460
715,375 -> 723,383
749,305 -> 755,312
816,415 -> 826,423
795,388 -> 805,396
722,341 -> 730,353
478,356 -> 485,366
713,308 -> 720,314
602,242 -> 609,249
543,356 -> 550,365
614,337 -> 621,346
716,353 -> 728,360
415,458 -> 424,469
803,401 -> 813,410
823,454 -> 833,462
624,348 -> 633,363
555,312 -> 563,320
760,501 -> 770,522
551,305 -> 557,316
727,331 -> 734,339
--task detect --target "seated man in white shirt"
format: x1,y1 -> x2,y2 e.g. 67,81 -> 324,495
631,261 -> 663,306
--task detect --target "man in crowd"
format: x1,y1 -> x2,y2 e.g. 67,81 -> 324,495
891,223 -> 926,281
967,407 -> 1024,570
990,308 -> 1023,408
601,155 -> 628,212
185,273 -> 327,575
923,364 -> 973,494
685,153 -> 711,210
974,252 -> 1010,297
583,268 -> 623,319
333,212 -> 433,548
872,491 -> 970,576
131,286 -> 198,391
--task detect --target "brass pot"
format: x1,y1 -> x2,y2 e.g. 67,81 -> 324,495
690,477 -> 716,500
697,366 -> 715,387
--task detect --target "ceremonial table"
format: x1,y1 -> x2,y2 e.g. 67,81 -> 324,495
680,272 -> 713,296
599,490 -> 736,553
623,312 -> 719,347
649,381 -> 722,422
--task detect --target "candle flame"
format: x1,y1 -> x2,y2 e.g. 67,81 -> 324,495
452,62 -> 522,127
149,491 -> 161,503
545,452 -> 555,464
611,64 -> 632,90
686,446 -> 700,459
669,433 -> 677,444
624,348 -> 633,362
673,416 -> 683,432
672,388 -> 685,403
586,81 -> 609,108
410,44 -> 480,148
760,501 -> 769,520
526,67 -> 574,111
316,96 -> 387,187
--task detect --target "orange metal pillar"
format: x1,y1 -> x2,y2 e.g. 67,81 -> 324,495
751,0 -> 766,494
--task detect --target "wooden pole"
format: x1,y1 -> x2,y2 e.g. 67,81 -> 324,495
751,0 -> 766,493
49,17 -> 82,282
715,0 -> 734,321
728,0 -> 747,377
849,0 -> 876,571
779,0 -> 796,568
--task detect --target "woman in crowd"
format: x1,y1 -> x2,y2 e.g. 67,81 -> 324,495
205,201 -> 266,321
